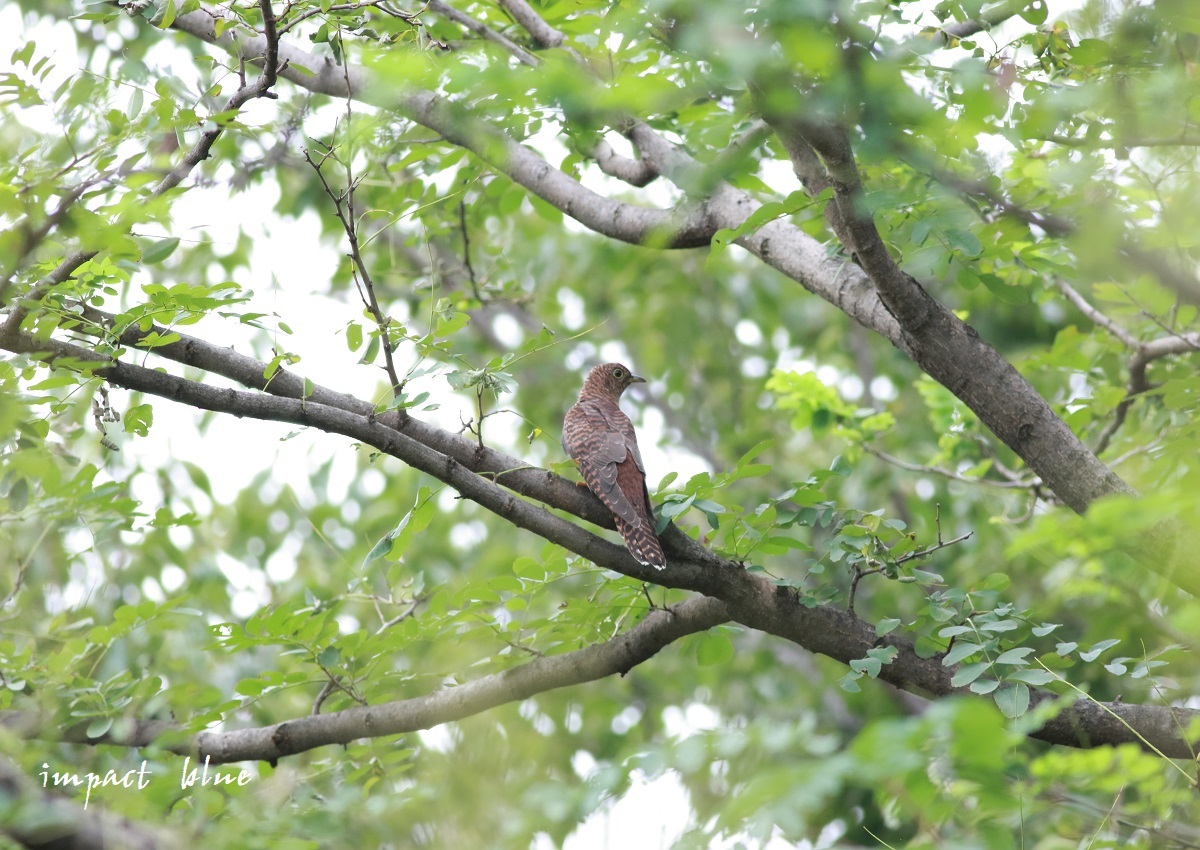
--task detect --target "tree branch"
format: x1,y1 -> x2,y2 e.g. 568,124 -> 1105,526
592,139 -> 658,187
627,115 -> 1134,518
924,161 -> 1200,307
7,597 -> 729,765
914,0 -> 1033,47
0,181 -> 96,304
427,0 -> 539,66
165,7 -> 714,248
304,144 -> 404,398
496,0 -> 564,49
2,322 -> 1198,758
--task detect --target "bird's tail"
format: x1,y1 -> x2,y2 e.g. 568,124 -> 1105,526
616,517 -> 667,570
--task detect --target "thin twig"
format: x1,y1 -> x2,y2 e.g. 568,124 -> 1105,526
1055,278 -> 1139,347
301,35 -> 404,399
847,504 -> 972,614
305,146 -> 404,399
277,0 -> 420,37
375,596 -> 424,635
458,199 -> 481,299
863,444 -> 1038,489
0,524 -> 52,619
1060,279 -> 1200,455
427,0 -> 538,65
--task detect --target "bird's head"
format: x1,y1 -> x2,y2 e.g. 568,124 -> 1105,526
580,362 -> 645,401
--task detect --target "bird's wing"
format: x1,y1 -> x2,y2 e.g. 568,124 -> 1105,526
564,400 -> 648,530
565,398 -> 665,568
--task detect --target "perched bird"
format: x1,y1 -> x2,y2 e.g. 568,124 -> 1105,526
563,363 -> 667,569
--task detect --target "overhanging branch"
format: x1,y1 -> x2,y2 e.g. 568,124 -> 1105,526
2,323 -> 1197,759
164,6 -> 713,248
5,596 -> 730,765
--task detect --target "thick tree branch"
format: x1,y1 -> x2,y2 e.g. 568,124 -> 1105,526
2,323 -> 1197,758
166,7 -> 713,248
627,117 -> 1135,518
7,597 -> 729,765
496,0 -> 564,49
592,139 -> 658,187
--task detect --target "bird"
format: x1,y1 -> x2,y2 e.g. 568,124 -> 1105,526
563,362 -> 667,570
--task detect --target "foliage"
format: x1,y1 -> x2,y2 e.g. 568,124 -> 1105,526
2,0 -> 1200,847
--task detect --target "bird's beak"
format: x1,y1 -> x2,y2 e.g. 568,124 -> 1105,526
631,375 -> 646,384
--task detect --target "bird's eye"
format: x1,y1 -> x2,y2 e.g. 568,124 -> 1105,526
612,367 -> 625,379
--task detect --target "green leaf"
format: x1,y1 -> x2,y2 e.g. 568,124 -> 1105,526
8,478 -> 29,512
993,683 -> 1031,718
1079,639 -> 1119,662
235,677 -> 265,696
944,227 -> 982,258
696,631 -> 734,666
159,0 -> 178,29
978,272 -> 1029,305
528,194 -> 563,223
951,661 -> 990,687
875,618 -> 901,636
943,641 -> 984,666
142,237 -> 181,264
85,717 -> 113,738
1019,0 -> 1047,24
660,495 -> 695,519
849,656 -> 881,678
994,646 -> 1035,665
123,403 -> 154,437
1005,669 -> 1055,686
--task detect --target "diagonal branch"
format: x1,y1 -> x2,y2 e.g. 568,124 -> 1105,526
3,320 -> 1199,757
627,115 -> 1135,518
427,0 -> 538,65
165,6 -> 712,248
496,0 -> 564,49
0,181 -> 97,303
199,595 -> 728,763
5,596 -> 730,764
